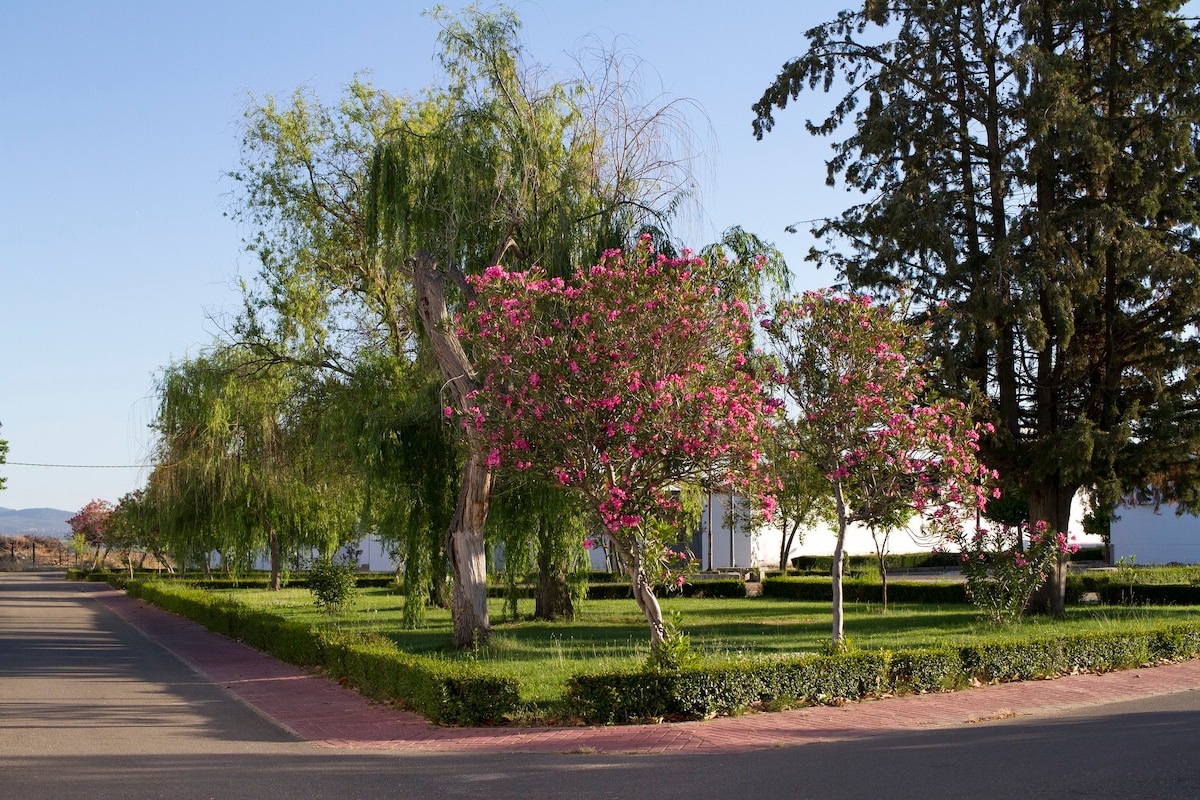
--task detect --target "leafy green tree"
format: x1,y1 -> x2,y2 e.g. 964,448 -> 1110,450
106,490 -> 149,577
753,0 -> 1200,614
67,499 -> 115,569
762,291 -> 991,645
151,350 -> 357,590
363,6 -> 704,647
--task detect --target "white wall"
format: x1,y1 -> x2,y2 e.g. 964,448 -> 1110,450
1111,501 -> 1200,564
751,491 -> 1098,569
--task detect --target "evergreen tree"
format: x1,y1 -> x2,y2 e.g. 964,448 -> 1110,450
754,0 -> 1200,613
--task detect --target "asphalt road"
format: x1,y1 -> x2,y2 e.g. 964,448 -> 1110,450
2,571 -> 1198,799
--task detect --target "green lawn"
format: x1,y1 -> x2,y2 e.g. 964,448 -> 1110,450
224,585 -> 1200,710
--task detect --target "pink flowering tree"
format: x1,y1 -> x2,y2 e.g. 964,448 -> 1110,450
461,237 -> 777,649
762,291 -> 994,645
67,499 -> 115,569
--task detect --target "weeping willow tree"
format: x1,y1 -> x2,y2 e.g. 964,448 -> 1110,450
150,349 -> 358,589
362,5 -> 708,647
326,355 -> 458,629
224,1 -> 737,647
488,480 -> 592,622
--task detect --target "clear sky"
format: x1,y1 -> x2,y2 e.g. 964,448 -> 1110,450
0,1 -> 848,512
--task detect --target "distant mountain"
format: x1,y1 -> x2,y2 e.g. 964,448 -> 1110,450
0,507 -> 73,537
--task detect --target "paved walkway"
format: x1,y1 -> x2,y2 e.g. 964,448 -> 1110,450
80,580 -> 1200,755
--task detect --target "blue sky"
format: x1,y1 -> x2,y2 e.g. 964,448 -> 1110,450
0,1 -> 847,512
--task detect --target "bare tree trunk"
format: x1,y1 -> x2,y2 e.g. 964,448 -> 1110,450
534,544 -> 575,621
623,548 -> 666,648
1026,479 -> 1077,616
779,520 -> 799,571
413,250 -> 493,649
832,482 -> 848,645
870,527 -> 890,613
267,524 -> 282,591
447,448 -> 493,648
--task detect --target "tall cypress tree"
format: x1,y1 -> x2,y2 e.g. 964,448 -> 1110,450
754,0 -> 1200,613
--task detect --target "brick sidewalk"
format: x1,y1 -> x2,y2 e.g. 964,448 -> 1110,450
83,583 -> 1200,754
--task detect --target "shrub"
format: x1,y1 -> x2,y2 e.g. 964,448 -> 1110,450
888,648 -> 966,692
565,622 -> 1200,724
307,561 -> 359,614
565,650 -> 890,724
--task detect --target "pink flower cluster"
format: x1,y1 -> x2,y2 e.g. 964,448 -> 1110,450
762,289 -> 993,541
460,236 -> 776,551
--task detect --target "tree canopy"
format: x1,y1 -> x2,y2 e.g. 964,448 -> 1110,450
462,238 -> 777,646
763,291 -> 991,642
754,0 -> 1200,613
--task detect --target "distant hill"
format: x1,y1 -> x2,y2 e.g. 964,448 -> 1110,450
0,507 -> 73,537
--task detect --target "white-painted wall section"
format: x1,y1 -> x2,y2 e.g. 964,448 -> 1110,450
1110,501 -> 1200,565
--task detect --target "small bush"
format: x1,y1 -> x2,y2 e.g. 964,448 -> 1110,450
565,621 -> 1200,724
888,648 -> 966,692
307,561 -> 359,614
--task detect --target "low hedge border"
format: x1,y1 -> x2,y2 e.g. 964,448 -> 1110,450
762,575 -> 968,604
565,623 -> 1200,724
1067,574 -> 1200,606
487,577 -> 748,601
108,577 -> 518,725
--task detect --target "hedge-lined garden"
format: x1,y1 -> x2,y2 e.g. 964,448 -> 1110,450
567,626 -> 1200,723
74,569 -> 1200,726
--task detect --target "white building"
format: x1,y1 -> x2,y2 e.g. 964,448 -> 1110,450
1110,497 -> 1200,564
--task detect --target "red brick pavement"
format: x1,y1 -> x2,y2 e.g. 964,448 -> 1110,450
82,582 -> 1200,754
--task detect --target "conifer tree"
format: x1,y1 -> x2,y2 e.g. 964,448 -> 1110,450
754,0 -> 1200,612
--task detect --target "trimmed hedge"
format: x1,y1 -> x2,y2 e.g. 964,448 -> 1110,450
175,574 -> 398,591
762,575 -> 969,604
565,622 -> 1200,724
586,577 -> 748,601
790,553 -> 964,571
566,650 -> 890,724
115,578 -> 518,725
1067,574 -> 1200,606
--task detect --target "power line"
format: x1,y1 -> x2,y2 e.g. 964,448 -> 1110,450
5,462 -> 146,469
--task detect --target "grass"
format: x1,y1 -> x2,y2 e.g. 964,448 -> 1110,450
222,584 -> 1200,713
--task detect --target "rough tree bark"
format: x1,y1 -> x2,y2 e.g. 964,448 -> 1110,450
1026,478 -> 1078,617
535,545 -> 575,621
412,250 -> 493,649
831,482 -> 849,646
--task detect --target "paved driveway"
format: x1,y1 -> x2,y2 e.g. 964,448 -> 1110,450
3,571 -> 1199,799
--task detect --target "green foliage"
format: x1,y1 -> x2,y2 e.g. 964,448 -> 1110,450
567,650 -> 890,724
956,522 -> 1070,625
888,648 -> 967,693
754,0 -> 1200,614
762,575 -> 968,604
790,552 -> 965,571
1067,572 -> 1200,606
646,611 -> 699,671
565,624 -> 1200,724
306,560 -> 359,614
149,350 -> 359,588
117,577 -> 517,725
